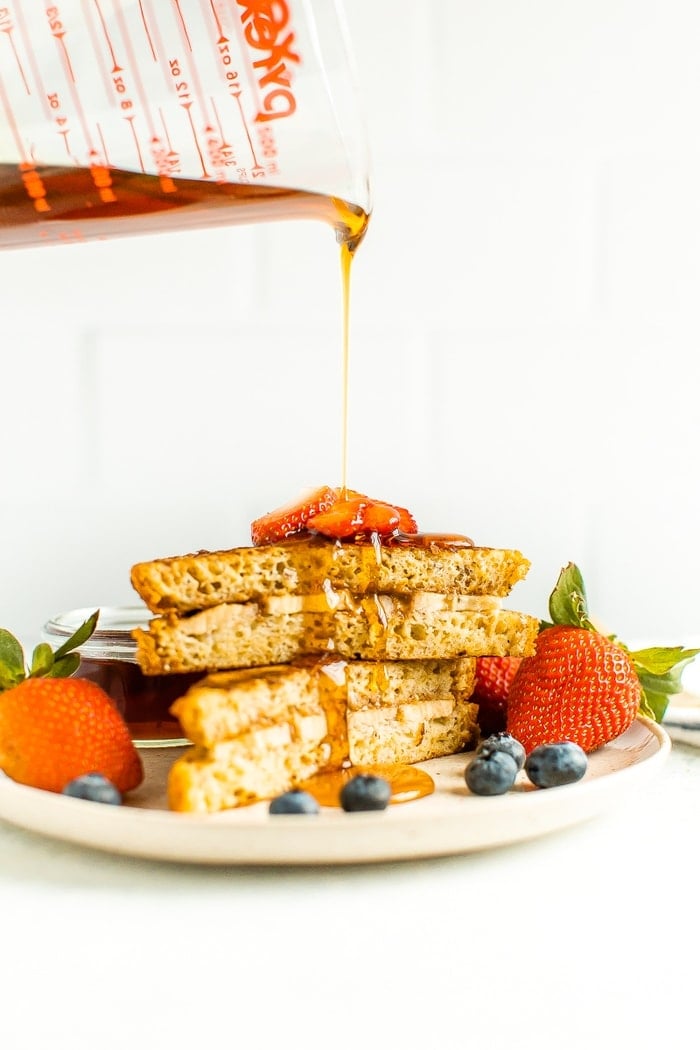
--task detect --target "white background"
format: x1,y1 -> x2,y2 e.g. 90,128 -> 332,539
1,8 -> 700,1049
2,0 -> 699,650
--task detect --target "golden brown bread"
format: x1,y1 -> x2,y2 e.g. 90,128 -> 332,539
131,539 -> 531,614
134,600 -> 539,675
167,657 -> 479,812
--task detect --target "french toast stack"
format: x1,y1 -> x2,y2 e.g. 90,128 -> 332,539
130,537 -> 539,812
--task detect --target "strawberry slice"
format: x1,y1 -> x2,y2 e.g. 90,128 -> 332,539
389,504 -> 418,534
346,490 -> 417,534
251,486 -> 338,546
308,493 -> 418,539
306,496 -> 368,539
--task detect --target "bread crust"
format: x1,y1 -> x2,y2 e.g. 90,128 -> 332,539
131,541 -> 531,613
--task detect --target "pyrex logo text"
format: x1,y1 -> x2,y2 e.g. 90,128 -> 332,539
237,0 -> 300,122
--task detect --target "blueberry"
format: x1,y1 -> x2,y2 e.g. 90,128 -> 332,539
340,774 -> 391,812
477,732 -> 526,771
62,772 -> 122,805
269,789 -> 320,815
525,742 -> 588,789
465,751 -> 518,796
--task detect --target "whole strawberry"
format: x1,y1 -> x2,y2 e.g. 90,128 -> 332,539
507,626 -> 641,753
0,677 -> 143,793
0,611 -> 142,794
506,564 -> 698,753
473,656 -> 522,736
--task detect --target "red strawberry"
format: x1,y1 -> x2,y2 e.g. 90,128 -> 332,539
307,492 -> 418,540
251,485 -> 338,545
306,496 -> 367,538
506,626 -> 641,753
364,500 -> 417,535
0,677 -> 143,793
505,563 -> 699,753
473,656 -> 522,736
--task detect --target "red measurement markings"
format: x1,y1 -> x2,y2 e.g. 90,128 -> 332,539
141,0 -> 173,93
13,4 -> 53,119
0,69 -> 50,212
82,0 -> 114,99
46,6 -> 76,81
112,0 -> 175,189
92,0 -> 150,176
168,56 -> 209,177
142,110 -> 180,190
227,0 -> 263,113
137,0 -> 157,61
208,0 -> 225,39
173,0 -> 193,51
206,96 -> 235,180
91,0 -> 121,73
233,90 -> 263,176
45,5 -> 96,158
213,1 -> 264,175
0,7 -> 29,94
96,121 -> 111,165
125,115 -> 145,171
171,2 -> 214,147
214,29 -> 242,102
46,89 -> 74,157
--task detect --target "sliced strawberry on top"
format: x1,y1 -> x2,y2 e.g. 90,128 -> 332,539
344,489 -> 419,533
361,501 -> 402,534
251,485 -> 338,546
308,492 -> 419,539
306,496 -> 368,539
391,504 -> 418,534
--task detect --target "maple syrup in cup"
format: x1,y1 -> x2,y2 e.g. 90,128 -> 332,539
42,607 -> 201,747
0,1 -> 371,250
0,0 -> 371,483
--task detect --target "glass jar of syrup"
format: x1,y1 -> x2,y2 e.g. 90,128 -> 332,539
42,606 -> 201,748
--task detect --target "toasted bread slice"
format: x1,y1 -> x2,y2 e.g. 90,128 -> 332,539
167,657 -> 479,813
168,722 -> 333,813
130,539 -> 530,613
135,600 -> 538,675
172,657 -> 476,746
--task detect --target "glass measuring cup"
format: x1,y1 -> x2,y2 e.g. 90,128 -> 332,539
0,0 -> 371,251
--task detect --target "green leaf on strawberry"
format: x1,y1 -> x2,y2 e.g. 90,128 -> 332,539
628,647 -> 699,721
543,562 -> 596,631
29,642 -> 55,677
52,609 -> 99,661
543,563 -> 699,722
0,611 -> 98,694
49,653 -> 81,679
0,630 -> 26,688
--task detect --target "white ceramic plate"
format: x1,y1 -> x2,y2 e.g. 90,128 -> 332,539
0,718 -> 669,866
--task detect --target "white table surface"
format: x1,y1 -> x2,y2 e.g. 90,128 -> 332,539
1,736 -> 697,1050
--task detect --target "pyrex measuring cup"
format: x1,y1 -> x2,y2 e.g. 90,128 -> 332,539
0,0 -> 371,250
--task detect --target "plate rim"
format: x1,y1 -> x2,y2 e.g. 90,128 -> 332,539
0,717 -> 671,866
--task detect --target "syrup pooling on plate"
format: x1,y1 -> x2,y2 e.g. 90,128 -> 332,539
298,763 -> 435,807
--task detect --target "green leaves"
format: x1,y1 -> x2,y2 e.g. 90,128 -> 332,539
0,630 -> 26,690
0,610 -> 98,694
629,645 -> 700,722
544,562 -> 596,632
51,610 -> 98,661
